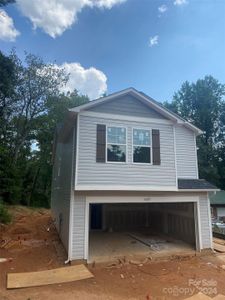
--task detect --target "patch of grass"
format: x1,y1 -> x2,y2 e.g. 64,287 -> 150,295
0,202 -> 12,224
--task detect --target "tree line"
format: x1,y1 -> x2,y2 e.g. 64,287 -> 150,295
164,76 -> 225,190
0,51 -> 89,207
0,50 -> 224,208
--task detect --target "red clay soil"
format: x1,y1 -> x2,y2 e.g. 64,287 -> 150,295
1,206 -> 225,300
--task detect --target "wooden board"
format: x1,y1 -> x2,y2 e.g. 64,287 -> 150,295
213,237 -> 225,246
213,295 -> 225,300
7,264 -> 93,289
184,292 -> 211,300
213,242 -> 225,253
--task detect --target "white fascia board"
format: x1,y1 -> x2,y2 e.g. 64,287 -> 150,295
75,184 -> 178,191
184,122 -> 203,136
178,189 -> 220,192
129,90 -> 179,122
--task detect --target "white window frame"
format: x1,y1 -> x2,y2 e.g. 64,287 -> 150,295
132,127 -> 152,165
106,125 -> 127,164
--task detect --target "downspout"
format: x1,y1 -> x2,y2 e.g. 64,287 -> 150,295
64,189 -> 73,264
64,188 -> 74,264
64,258 -> 70,264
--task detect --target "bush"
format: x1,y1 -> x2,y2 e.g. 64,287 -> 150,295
0,202 -> 11,224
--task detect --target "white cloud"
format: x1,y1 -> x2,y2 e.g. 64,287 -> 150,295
174,0 -> 188,5
58,62 -> 107,100
158,4 -> 167,14
16,0 -> 126,38
93,0 -> 126,9
0,9 -> 20,41
148,35 -> 159,47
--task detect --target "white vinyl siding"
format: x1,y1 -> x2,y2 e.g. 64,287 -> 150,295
76,115 -> 176,188
199,193 -> 212,249
71,194 -> 86,260
175,125 -> 198,179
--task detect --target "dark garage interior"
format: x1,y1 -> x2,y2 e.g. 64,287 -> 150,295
89,202 -> 197,262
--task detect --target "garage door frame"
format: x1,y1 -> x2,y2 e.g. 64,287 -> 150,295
84,195 -> 201,261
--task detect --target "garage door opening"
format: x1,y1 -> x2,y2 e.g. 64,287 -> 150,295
88,202 -> 198,262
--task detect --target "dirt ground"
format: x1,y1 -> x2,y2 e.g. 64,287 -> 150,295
1,206 -> 225,300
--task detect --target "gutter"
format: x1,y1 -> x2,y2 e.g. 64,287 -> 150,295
178,189 -> 220,192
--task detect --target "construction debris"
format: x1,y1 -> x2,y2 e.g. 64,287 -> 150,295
0,258 -> 13,263
126,232 -> 167,251
129,257 -> 150,265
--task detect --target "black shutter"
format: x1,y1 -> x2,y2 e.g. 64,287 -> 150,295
96,124 -> 106,163
152,129 -> 160,165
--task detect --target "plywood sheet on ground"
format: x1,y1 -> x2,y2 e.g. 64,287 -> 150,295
185,293 -> 225,300
7,264 -> 93,289
213,242 -> 225,253
213,238 -> 225,246
184,292 -> 211,300
213,295 -> 225,300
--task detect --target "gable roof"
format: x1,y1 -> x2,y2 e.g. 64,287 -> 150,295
69,87 -> 203,135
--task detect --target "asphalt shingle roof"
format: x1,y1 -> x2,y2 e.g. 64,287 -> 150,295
178,179 -> 218,190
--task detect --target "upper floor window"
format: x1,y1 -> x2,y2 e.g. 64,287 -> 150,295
107,126 -> 126,162
133,128 -> 151,163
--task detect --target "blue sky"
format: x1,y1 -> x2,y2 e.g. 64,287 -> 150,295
0,0 -> 225,101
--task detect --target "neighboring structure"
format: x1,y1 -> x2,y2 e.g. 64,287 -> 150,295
210,191 -> 225,220
51,88 -> 218,262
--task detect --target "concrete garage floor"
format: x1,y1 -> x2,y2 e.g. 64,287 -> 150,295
89,231 -> 195,263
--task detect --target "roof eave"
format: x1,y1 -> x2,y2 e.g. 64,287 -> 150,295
69,88 -> 203,135
178,188 -> 220,192
184,122 -> 203,136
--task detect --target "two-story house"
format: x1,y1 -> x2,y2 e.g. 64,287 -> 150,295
51,88 -> 218,263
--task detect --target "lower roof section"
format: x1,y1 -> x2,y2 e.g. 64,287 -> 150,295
178,179 -> 218,191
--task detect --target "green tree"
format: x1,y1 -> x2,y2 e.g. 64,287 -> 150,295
0,51 -> 68,204
164,76 -> 225,189
27,92 -> 89,207
0,51 -> 17,202
9,52 -> 68,163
